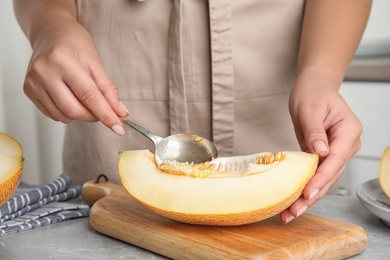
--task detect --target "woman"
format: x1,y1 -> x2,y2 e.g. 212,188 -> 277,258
13,0 -> 371,223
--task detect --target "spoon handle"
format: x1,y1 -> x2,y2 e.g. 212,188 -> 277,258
120,118 -> 162,145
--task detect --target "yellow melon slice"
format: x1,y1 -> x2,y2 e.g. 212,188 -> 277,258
118,149 -> 318,226
379,146 -> 390,198
0,132 -> 24,207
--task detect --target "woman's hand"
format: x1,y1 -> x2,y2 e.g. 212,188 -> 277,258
279,0 -> 371,223
14,0 -> 128,135
280,75 -> 362,223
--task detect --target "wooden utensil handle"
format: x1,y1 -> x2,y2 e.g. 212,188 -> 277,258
81,175 -> 121,206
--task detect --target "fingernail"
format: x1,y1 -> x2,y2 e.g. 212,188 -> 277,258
313,141 -> 328,154
285,214 -> 294,224
111,124 -> 125,136
120,101 -> 129,114
309,189 -> 319,200
296,206 -> 308,217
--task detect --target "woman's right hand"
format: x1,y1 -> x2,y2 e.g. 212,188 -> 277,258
22,11 -> 128,135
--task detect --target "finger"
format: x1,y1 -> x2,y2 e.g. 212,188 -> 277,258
281,122 -> 361,223
24,69 -> 96,122
302,125 -> 361,199
45,79 -> 98,122
280,179 -> 334,223
24,79 -> 73,123
35,98 -> 61,122
88,61 -> 129,117
37,96 -> 74,123
62,62 -> 125,135
297,106 -> 329,156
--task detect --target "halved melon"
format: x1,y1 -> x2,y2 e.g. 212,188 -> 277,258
0,132 -> 24,207
118,149 -> 318,226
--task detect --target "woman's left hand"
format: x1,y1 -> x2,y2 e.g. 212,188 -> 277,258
280,75 -> 362,223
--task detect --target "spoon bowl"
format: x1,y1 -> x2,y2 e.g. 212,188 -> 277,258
120,118 -> 218,165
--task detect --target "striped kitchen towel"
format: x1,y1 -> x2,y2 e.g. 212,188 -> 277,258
0,173 -> 89,236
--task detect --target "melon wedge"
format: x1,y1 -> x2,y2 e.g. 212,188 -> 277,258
0,132 -> 24,207
118,149 -> 318,226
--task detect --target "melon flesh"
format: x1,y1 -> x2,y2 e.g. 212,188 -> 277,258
118,149 -> 318,226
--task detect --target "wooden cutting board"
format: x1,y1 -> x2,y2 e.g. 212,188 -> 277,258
82,179 -> 367,260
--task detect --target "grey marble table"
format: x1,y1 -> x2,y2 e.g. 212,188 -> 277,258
0,195 -> 389,260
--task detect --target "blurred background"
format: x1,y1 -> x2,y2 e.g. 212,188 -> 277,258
1,1 -> 390,194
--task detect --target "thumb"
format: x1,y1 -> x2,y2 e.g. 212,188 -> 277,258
303,122 -> 329,157
312,139 -> 329,157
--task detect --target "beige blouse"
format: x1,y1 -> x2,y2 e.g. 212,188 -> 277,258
64,0 -> 304,185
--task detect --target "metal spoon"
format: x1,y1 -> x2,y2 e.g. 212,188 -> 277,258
120,118 -> 218,165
